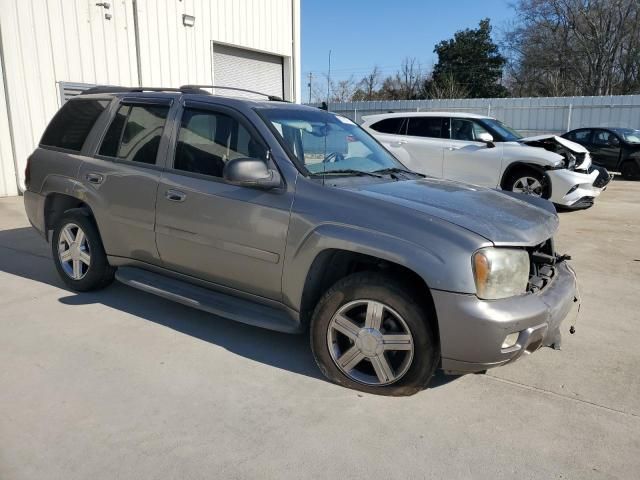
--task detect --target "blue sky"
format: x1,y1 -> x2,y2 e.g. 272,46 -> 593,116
301,0 -> 516,88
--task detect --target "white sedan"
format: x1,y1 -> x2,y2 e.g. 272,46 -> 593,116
361,112 -> 610,209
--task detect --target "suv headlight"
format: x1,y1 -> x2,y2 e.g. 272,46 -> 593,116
472,248 -> 530,300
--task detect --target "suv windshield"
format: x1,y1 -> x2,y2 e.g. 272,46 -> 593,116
258,107 -> 405,175
479,118 -> 522,141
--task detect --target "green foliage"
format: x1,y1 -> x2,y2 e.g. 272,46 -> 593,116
430,19 -> 508,98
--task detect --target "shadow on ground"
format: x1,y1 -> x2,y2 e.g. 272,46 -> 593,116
0,226 -> 459,390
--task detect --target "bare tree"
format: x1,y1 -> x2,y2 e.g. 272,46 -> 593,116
356,66 -> 382,100
397,57 -> 423,99
330,76 -> 357,103
428,73 -> 470,99
504,0 -> 640,96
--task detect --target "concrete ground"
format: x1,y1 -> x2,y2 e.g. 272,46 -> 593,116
1,180 -> 639,480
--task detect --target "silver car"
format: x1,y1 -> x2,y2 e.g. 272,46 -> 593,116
23,86 -> 580,396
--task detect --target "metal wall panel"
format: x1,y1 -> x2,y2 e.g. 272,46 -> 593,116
0,40 -> 17,197
0,0 -> 300,195
0,0 -> 139,193
135,0 -> 295,92
318,95 -> 640,137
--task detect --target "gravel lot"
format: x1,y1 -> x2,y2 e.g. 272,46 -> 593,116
1,180 -> 639,480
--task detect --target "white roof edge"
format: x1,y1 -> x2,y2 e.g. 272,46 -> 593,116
359,111 -> 493,121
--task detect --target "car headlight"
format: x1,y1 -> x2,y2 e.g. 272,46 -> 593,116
472,248 -> 530,300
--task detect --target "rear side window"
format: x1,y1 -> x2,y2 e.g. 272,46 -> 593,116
99,104 -> 170,164
369,117 -> 406,134
406,117 -> 446,138
40,99 -> 109,151
173,108 -> 267,178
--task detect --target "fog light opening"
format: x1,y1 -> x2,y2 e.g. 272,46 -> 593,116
566,184 -> 579,195
502,332 -> 520,349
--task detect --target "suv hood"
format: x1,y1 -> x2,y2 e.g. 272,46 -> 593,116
350,178 -> 558,246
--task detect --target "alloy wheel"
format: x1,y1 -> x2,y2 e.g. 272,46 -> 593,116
326,299 -> 414,386
57,223 -> 91,280
512,176 -> 543,196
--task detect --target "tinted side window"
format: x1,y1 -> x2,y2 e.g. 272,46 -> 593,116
451,119 -> 489,141
174,108 -> 266,178
593,130 -> 619,147
570,130 -> 592,143
41,99 -> 109,151
369,117 -> 405,134
99,104 -> 169,164
407,117 -> 444,138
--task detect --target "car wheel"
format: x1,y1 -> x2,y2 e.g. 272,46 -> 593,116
52,210 -> 115,291
310,272 -> 439,396
506,168 -> 549,198
620,160 -> 640,179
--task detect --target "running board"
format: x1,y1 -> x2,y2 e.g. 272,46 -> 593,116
115,267 -> 301,333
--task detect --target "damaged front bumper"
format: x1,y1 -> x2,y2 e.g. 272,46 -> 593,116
434,261 -> 580,375
547,165 -> 610,208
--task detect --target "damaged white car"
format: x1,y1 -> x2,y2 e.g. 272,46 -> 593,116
362,112 -> 611,209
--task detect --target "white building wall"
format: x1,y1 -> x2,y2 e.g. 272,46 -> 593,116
0,0 -> 300,196
135,0 -> 298,100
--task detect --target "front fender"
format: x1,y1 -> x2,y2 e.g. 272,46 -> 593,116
281,222 -> 478,312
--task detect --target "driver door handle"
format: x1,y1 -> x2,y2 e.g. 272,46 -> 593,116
390,140 -> 408,147
165,189 -> 186,202
85,172 -> 104,184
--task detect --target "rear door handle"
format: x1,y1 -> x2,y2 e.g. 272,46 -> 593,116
165,189 -> 186,202
390,140 -> 408,147
85,173 -> 104,184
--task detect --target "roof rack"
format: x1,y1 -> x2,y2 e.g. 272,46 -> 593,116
80,85 -> 210,96
180,85 -> 285,102
80,84 -> 287,101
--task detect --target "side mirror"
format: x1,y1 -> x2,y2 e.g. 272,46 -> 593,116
223,157 -> 282,189
477,132 -> 495,148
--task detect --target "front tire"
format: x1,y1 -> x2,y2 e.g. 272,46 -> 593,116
52,210 -> 115,291
505,167 -> 549,198
620,160 -> 640,180
310,272 -> 439,396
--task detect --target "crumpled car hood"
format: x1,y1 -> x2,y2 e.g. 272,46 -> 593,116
350,178 -> 558,246
519,134 -> 591,169
519,134 -> 589,153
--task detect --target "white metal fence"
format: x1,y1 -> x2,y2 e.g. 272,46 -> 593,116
310,95 -> 640,136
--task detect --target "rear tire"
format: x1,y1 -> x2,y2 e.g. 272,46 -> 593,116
505,167 -> 549,198
310,272 -> 439,396
51,210 -> 115,291
620,160 -> 640,180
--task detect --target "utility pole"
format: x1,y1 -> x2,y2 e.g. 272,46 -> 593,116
326,50 -> 332,109
307,72 -> 313,104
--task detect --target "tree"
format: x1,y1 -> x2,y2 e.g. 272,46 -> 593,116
503,0 -> 640,96
330,77 -> 357,103
355,66 -> 382,100
431,19 -> 508,98
427,72 -> 470,99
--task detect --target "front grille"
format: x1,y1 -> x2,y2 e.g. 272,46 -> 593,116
526,239 -> 556,293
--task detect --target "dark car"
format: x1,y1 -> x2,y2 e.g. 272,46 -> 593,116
563,127 -> 640,179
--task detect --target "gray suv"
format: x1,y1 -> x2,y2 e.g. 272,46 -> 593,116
23,86 -> 580,396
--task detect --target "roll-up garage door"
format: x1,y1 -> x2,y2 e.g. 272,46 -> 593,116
212,44 -> 284,99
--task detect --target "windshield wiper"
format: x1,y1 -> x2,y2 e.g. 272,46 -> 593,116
311,169 -> 384,178
372,167 -> 425,178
